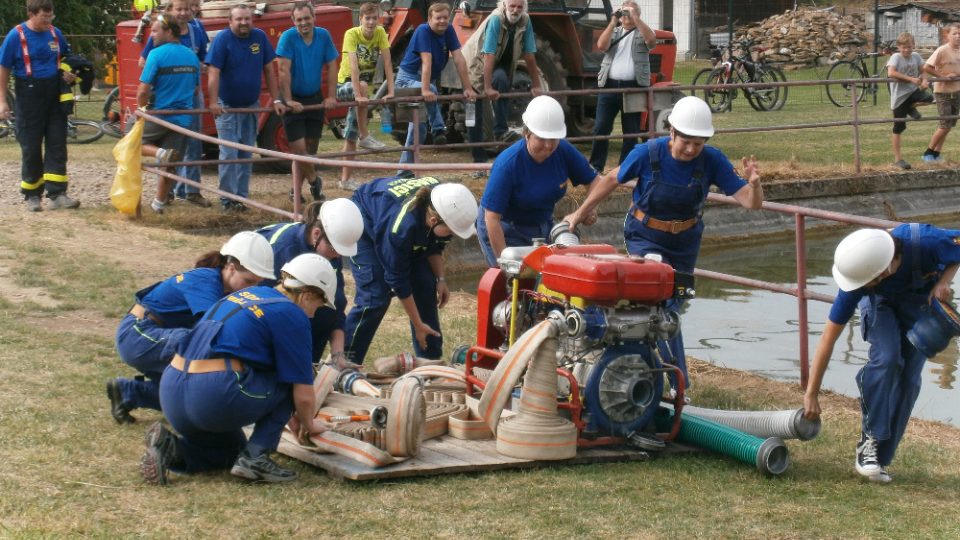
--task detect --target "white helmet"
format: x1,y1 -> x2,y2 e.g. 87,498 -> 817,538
521,95 -> 566,139
667,96 -> 715,138
319,198 -> 363,257
220,231 -> 275,280
281,253 -> 337,308
832,229 -> 895,292
431,183 -> 479,239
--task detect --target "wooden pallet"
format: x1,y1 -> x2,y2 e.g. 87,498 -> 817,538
278,435 -> 700,481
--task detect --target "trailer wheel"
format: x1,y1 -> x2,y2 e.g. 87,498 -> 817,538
533,37 -> 593,137
258,113 -> 291,173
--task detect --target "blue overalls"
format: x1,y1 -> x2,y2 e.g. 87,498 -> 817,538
856,223 -> 930,467
476,213 -> 551,268
256,221 -> 348,362
114,268 -> 224,412
622,138 -> 710,390
344,176 -> 449,363
159,287 -> 314,473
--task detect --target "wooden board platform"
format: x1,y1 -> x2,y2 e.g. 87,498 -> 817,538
278,435 -> 700,481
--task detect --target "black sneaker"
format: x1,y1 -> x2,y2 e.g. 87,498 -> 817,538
230,449 -> 297,483
106,378 -> 135,424
432,130 -> 447,146
140,422 -> 180,485
221,201 -> 248,214
855,432 -> 882,478
309,177 -> 325,202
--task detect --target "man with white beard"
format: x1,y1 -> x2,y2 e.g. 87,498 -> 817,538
460,0 -> 543,168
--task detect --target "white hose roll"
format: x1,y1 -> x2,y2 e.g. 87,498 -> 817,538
682,405 -> 822,441
313,364 -> 339,415
385,376 -> 426,457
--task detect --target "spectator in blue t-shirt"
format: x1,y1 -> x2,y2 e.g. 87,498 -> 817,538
276,1 -> 339,205
395,2 -> 477,170
477,96 -> 601,267
137,14 -> 201,214
206,3 -> 284,213
139,0 -> 212,207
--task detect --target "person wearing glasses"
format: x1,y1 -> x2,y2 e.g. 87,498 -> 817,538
0,0 -> 80,212
343,177 -> 478,364
254,199 -> 363,367
137,12 -> 202,214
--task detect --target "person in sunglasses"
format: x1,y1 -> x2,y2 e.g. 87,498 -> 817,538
254,199 -> 363,367
344,177 -> 478,364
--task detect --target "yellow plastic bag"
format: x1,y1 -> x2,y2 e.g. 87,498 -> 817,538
110,117 -> 144,215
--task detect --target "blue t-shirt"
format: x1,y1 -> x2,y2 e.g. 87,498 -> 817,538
200,286 -> 313,384
0,24 -> 69,78
399,23 -> 460,78
256,221 -> 348,330
828,224 -> 960,325
138,267 -> 225,328
206,27 -> 275,107
618,137 -> 747,217
481,139 -> 596,225
140,42 -> 200,128
352,176 -> 450,298
276,26 -> 338,98
140,18 -> 209,62
481,15 -> 536,55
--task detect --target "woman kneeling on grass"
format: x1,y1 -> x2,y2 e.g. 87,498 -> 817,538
140,254 -> 337,485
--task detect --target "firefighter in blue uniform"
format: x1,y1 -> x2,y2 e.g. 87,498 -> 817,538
141,254 -> 338,485
562,96 -> 764,388
255,199 -> 363,367
108,231 -> 275,424
344,177 -> 478,364
804,225 -> 960,483
477,95 -> 603,267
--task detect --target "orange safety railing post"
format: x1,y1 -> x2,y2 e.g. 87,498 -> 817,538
795,213 -> 810,389
851,81 -> 862,173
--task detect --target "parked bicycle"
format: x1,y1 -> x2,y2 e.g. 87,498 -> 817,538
0,90 -> 104,144
824,41 -> 896,107
692,39 -> 788,113
101,86 -> 123,138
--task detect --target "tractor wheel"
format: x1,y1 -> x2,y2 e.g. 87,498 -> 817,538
257,113 -> 292,173
534,37 -> 593,136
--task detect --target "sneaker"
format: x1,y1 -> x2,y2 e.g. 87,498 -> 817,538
106,378 -> 135,424
869,467 -> 893,484
855,432 -> 882,478
432,130 -> 447,146
358,134 -> 386,150
907,108 -> 922,120
49,193 -> 80,210
150,198 -> 167,214
338,177 -> 364,191
894,159 -> 911,170
183,193 -> 212,208
221,200 -> 248,213
155,147 -> 181,164
309,177 -> 324,202
921,154 -> 943,163
25,195 -> 42,212
471,170 -> 488,179
140,422 -> 180,486
230,449 -> 297,483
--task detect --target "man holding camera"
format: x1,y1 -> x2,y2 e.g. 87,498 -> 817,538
460,0 -> 543,168
589,0 -> 657,173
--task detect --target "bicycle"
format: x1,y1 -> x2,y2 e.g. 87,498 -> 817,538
692,39 -> 788,113
101,86 -> 123,138
0,90 -> 104,144
824,41 -> 896,107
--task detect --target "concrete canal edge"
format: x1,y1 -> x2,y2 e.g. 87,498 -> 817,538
445,168 -> 960,270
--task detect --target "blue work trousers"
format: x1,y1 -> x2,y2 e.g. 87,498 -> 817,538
344,247 -> 441,364
214,103 -> 258,205
476,210 -> 550,268
395,70 -> 445,165
159,364 -> 293,473
856,294 -> 927,466
588,79 -> 643,172
175,91 -> 204,197
114,314 -> 189,411
468,67 -> 511,163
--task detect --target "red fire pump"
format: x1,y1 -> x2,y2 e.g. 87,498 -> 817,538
463,240 -> 695,450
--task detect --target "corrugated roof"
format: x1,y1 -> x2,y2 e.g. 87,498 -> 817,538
879,2 -> 960,16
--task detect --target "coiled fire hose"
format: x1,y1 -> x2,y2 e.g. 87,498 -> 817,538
680,405 -> 821,441
477,319 -> 578,460
654,407 -> 790,475
373,352 -> 445,376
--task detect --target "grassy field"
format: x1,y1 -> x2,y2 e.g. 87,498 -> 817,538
1,66 -> 960,538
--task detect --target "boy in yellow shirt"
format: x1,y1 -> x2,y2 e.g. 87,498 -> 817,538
337,2 -> 394,189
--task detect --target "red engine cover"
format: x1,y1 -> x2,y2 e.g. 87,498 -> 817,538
540,253 -> 675,304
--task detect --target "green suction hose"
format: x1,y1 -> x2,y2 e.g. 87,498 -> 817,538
655,407 -> 790,475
